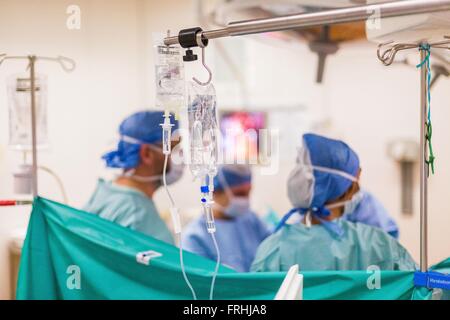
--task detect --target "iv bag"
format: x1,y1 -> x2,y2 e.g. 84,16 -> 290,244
7,74 -> 48,150
154,45 -> 185,115
186,82 -> 219,178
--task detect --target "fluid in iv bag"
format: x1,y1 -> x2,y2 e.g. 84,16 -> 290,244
186,82 -> 219,179
7,74 -> 48,151
154,45 -> 185,115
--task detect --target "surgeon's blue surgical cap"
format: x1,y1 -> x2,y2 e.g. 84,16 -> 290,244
102,111 -> 179,169
304,133 -> 360,208
214,165 -> 252,192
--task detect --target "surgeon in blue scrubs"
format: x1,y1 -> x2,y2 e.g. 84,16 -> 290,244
84,111 -> 183,244
251,133 -> 416,272
182,165 -> 271,272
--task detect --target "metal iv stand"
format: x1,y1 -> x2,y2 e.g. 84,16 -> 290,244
377,38 -> 450,273
0,54 -> 76,200
377,39 -> 450,294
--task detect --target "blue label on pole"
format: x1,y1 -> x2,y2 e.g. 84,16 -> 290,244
414,271 -> 450,290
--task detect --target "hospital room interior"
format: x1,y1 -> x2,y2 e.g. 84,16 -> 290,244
0,0 -> 449,301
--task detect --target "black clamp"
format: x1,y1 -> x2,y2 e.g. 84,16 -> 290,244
178,27 -> 208,62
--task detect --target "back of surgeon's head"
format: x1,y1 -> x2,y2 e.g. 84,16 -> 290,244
102,111 -> 179,178
287,133 -> 361,217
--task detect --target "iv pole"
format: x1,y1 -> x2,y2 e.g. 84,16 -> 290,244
419,47 -> 429,271
377,38 -> 450,272
0,54 -> 76,199
163,0 -> 450,274
164,0 -> 450,47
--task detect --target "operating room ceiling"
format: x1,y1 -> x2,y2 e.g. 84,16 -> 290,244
205,0 -> 368,83
204,0 -> 450,83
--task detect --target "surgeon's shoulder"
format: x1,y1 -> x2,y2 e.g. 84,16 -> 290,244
347,220 -> 416,268
250,230 -> 283,272
342,220 -> 391,247
106,192 -> 157,228
343,218 -> 384,235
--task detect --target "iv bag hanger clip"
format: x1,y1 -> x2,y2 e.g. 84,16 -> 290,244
0,54 -> 76,72
377,36 -> 450,66
176,28 -> 212,86
192,46 -> 212,86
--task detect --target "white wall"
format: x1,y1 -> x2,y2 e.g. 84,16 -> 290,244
0,0 -> 197,299
0,0 -> 449,300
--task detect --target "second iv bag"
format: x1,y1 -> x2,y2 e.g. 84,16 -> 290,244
7,74 -> 48,150
154,45 -> 185,114
186,82 -> 219,179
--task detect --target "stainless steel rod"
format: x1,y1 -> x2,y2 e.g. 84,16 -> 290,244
29,56 -> 38,198
419,47 -> 428,272
164,0 -> 450,46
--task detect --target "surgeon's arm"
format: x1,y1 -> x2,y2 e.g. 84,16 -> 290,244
182,233 -> 214,261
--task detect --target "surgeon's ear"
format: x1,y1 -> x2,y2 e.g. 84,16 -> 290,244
139,145 -> 156,166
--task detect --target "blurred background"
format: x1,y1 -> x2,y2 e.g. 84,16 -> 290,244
0,0 -> 449,299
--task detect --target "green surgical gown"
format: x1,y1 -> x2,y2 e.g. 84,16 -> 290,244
251,219 -> 416,272
84,179 -> 174,244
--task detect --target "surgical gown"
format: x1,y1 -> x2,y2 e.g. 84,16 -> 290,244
182,211 -> 271,272
344,190 -> 399,238
250,219 -> 416,272
84,179 -> 174,244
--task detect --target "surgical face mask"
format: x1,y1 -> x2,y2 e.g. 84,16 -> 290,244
223,196 -> 250,218
163,160 -> 184,185
287,146 -> 315,208
342,190 -> 364,215
123,145 -> 184,185
125,160 -> 183,185
214,166 -> 252,218
325,189 -> 363,216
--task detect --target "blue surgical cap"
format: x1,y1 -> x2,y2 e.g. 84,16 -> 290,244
102,111 -> 179,169
304,133 -> 360,208
214,165 -> 252,192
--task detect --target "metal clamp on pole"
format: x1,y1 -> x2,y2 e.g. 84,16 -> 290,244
179,27 -> 207,48
178,27 -> 209,62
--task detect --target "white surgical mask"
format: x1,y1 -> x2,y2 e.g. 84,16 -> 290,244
124,159 -> 183,186
122,142 -> 184,186
343,190 -> 364,215
223,196 -> 250,218
325,189 -> 364,216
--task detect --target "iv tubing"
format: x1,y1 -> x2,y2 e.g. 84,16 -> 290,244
163,154 -> 197,300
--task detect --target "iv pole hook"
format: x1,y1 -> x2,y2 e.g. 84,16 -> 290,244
193,46 -> 212,86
